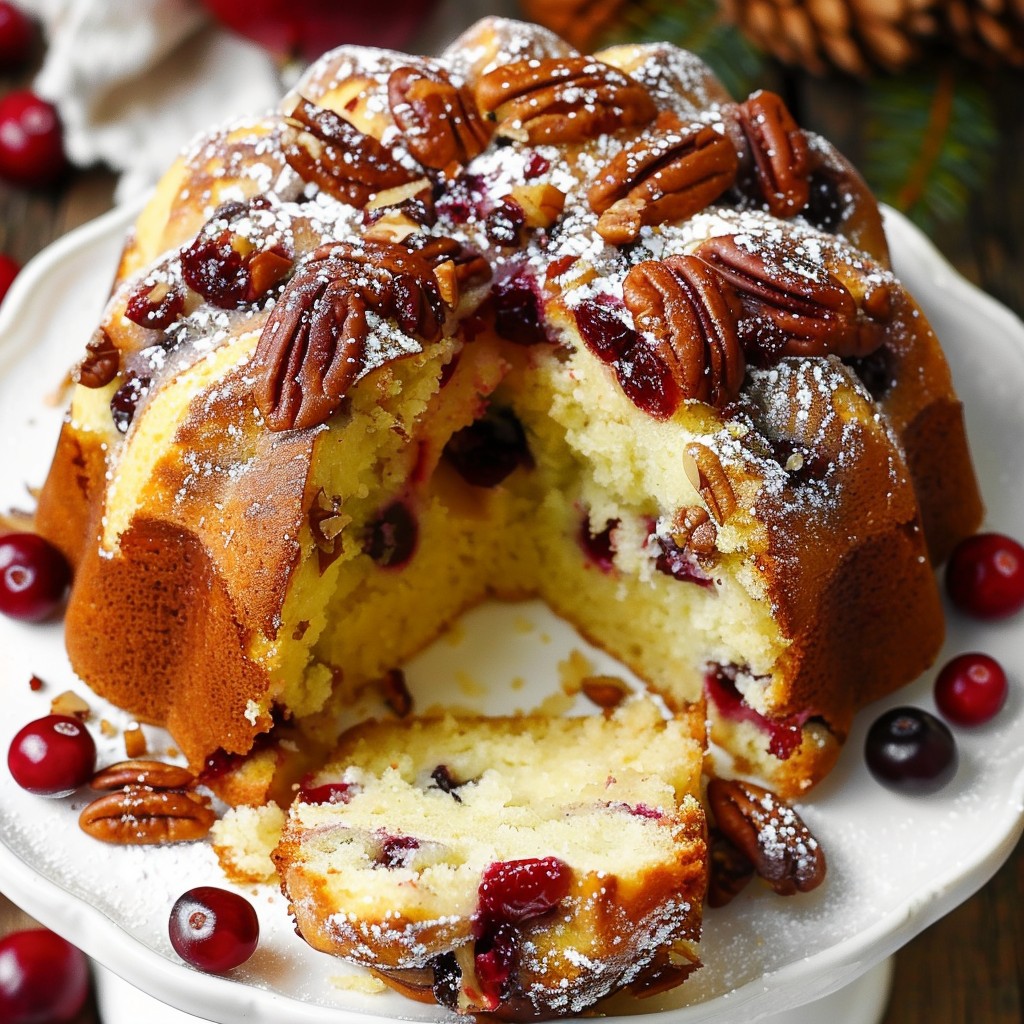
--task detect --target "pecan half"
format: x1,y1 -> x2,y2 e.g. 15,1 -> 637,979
589,124 -> 739,244
282,96 -> 417,206
696,234 -> 871,362
670,506 -> 717,556
623,255 -> 745,410
75,329 -> 120,389
682,443 -> 737,525
735,90 -> 810,217
475,56 -> 656,145
706,777 -> 826,896
580,675 -> 630,709
388,65 -> 492,173
707,824 -> 756,907
89,759 -> 196,791
79,786 -> 215,845
252,240 -> 449,431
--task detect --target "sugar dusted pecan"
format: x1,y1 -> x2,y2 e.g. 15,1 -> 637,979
252,240 -> 449,431
90,759 -> 196,791
736,90 -> 810,218
79,786 -> 216,845
407,234 -> 492,292
706,777 -> 826,897
682,443 -> 737,525
283,96 -> 417,206
475,56 -> 656,145
589,124 -> 739,244
696,234 -> 872,361
76,329 -> 120,389
387,65 -> 492,173
623,255 -> 745,410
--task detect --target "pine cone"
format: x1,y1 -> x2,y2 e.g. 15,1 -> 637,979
942,0 -> 1024,65
519,0 -> 629,51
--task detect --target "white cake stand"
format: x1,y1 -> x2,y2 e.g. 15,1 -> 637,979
0,208 -> 1022,1024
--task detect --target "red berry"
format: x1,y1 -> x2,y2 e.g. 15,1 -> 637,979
934,652 -> 1008,726
7,715 -> 96,796
476,857 -> 572,928
864,706 -> 958,794
0,928 -> 90,1024
168,887 -> 259,972
0,253 -> 19,304
946,532 -> 1024,619
0,91 -> 66,188
0,532 -> 71,621
0,2 -> 34,71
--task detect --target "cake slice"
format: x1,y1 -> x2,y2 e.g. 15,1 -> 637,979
272,700 -> 707,1019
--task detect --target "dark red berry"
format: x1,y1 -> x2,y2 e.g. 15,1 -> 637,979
376,832 -> 420,868
0,3 -> 34,71
574,299 -> 635,363
0,532 -> 71,622
476,857 -> 572,930
443,407 -> 531,488
364,500 -> 417,568
524,151 -> 550,179
946,532 -> 1024,620
485,198 -> 526,248
0,253 -> 20,304
109,375 -> 151,434
431,952 -> 461,1010
430,764 -> 465,801
299,781 -> 357,804
654,533 -> 714,587
934,652 -> 1008,726
491,270 -> 547,346
579,516 -> 617,573
0,928 -> 90,1024
865,706 -> 958,794
124,281 -> 185,330
0,90 -> 65,188
8,715 -> 96,796
168,886 -> 259,972
474,922 -> 520,1007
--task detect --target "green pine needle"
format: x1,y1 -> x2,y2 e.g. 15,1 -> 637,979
863,68 -> 997,233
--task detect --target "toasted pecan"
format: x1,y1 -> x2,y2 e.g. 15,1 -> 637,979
79,786 -> 215,845
735,90 -> 810,218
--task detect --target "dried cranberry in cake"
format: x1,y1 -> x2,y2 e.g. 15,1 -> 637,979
934,653 -> 1008,726
432,952 -> 461,1010
8,715 -> 96,796
654,533 -> 714,587
579,515 -> 617,572
0,532 -> 71,621
475,857 -> 572,930
524,151 -> 550,179
705,664 -> 805,760
364,500 -> 418,568
474,923 -> 521,1008
430,764 -> 466,800
443,407 -> 532,488
490,267 -> 548,346
124,280 -> 185,330
436,173 -> 487,225
574,299 -> 636,363
110,375 -> 150,433
846,344 -> 898,400
945,532 -> 1024,619
299,780 -> 358,804
484,197 -> 526,248
865,706 -> 958,793
376,832 -> 420,868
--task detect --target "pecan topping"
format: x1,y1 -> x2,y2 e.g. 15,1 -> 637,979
407,234 -> 492,292
252,240 -> 449,432
589,124 -> 739,244
475,56 -> 656,145
682,443 -> 737,525
76,329 -> 120,389
706,778 -> 826,897
736,90 -> 810,217
623,255 -> 745,410
79,786 -> 215,845
90,759 -> 196,791
696,234 -> 875,362
282,96 -> 417,206
670,506 -> 717,556
387,65 -> 492,173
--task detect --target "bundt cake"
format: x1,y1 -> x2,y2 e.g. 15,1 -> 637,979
272,700 -> 708,1018
35,16 -> 982,803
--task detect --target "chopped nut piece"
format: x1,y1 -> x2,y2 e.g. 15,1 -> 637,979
50,690 -> 90,720
124,725 -> 147,758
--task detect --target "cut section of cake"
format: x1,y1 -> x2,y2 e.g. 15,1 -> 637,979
272,701 -> 707,1019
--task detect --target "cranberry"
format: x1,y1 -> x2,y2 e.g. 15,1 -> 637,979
0,90 -> 65,188
432,952 -> 461,1010
0,252 -> 20,304
168,886 -> 259,973
865,706 -> 958,794
934,652 -> 1008,726
654,534 -> 714,587
579,516 -> 617,573
0,532 -> 71,621
124,281 -> 185,330
574,299 -> 634,363
443,407 -> 532,488
485,198 -> 526,248
474,922 -> 520,1007
364,500 -> 417,568
476,857 -> 572,930
0,3 -> 34,71
946,532 -> 1024,620
8,715 -> 96,796
430,764 -> 465,801
376,832 -> 420,868
299,781 -> 357,804
109,375 -> 151,433
524,151 -> 550,179
490,270 -> 547,346
0,928 -> 90,1024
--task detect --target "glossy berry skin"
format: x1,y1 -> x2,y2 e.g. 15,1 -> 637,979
169,887 -> 259,972
934,653 -> 1008,726
0,532 -> 71,621
865,706 -> 958,794
0,252 -> 19,304
7,715 -> 96,796
945,532 -> 1024,620
0,91 -> 66,188
0,928 -> 90,1024
0,2 -> 34,71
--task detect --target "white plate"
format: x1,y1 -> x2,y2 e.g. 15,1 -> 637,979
0,206 -> 1022,1024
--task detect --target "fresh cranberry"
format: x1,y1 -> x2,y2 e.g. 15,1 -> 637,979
865,706 -> 958,794
168,887 -> 259,973
476,857 -> 572,930
364,500 -> 417,568
299,781 -> 357,804
946,532 -> 1024,620
0,252 -> 20,304
0,533 -> 71,622
0,3 -> 34,71
443,407 -> 532,488
579,516 -> 617,573
8,715 -> 96,796
934,652 -> 1008,726
376,832 -> 420,868
0,91 -> 65,188
0,928 -> 90,1024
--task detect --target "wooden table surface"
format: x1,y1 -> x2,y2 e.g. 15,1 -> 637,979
1,56 -> 1022,1024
